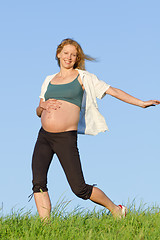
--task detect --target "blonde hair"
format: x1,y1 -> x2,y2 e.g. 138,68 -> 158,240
56,38 -> 95,70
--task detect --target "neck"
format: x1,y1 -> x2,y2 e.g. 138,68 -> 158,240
59,67 -> 76,78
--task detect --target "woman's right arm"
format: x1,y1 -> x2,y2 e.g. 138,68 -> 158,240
36,98 -> 62,117
36,99 -> 44,117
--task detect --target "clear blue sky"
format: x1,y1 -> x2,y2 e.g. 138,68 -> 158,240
0,0 -> 160,215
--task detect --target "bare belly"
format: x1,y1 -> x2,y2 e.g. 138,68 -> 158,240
41,100 -> 80,132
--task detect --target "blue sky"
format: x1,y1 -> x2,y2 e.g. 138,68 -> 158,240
0,0 -> 160,215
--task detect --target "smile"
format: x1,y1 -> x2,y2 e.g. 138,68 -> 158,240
64,60 -> 72,64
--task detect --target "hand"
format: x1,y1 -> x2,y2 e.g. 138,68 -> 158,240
40,99 -> 62,112
142,100 -> 160,108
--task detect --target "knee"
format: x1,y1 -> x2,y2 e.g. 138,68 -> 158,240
32,180 -> 48,193
72,184 -> 93,200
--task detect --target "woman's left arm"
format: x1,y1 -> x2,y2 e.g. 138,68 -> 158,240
105,86 -> 160,108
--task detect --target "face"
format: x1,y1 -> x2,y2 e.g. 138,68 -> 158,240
57,44 -> 77,69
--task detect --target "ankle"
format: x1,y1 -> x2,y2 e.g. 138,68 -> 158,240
112,205 -> 127,219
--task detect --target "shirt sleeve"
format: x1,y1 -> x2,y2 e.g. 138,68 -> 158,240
91,73 -> 110,99
39,76 -> 51,101
39,80 -> 46,100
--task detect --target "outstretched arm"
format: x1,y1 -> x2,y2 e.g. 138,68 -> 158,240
105,86 -> 160,108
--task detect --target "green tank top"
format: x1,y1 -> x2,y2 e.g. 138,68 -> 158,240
44,74 -> 84,108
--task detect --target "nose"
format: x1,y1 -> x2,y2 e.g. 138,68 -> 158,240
68,54 -> 72,59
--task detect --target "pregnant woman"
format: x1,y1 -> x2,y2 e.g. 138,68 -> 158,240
32,38 -> 160,220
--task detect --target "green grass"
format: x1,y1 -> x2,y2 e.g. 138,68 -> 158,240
0,201 -> 160,240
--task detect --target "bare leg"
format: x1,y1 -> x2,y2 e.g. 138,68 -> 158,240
34,188 -> 125,219
34,192 -> 51,220
90,187 -> 123,217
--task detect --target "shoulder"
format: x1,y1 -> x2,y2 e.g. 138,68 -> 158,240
41,73 -> 57,85
44,73 -> 57,81
76,69 -> 97,79
39,73 -> 57,98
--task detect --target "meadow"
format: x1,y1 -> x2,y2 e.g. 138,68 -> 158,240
0,200 -> 160,240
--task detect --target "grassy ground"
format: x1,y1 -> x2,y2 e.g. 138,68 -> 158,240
0,201 -> 160,240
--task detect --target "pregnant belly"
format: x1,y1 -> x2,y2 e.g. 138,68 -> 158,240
41,100 -> 80,133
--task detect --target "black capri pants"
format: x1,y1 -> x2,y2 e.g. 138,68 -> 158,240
32,127 -> 93,200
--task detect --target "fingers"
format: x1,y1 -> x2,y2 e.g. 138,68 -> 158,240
144,100 -> 160,108
46,99 -> 62,111
48,99 -> 62,104
47,99 -> 62,106
46,106 -> 57,112
154,100 -> 160,105
149,100 -> 160,106
145,104 -> 155,108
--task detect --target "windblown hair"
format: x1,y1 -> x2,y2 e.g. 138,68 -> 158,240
56,38 -> 95,70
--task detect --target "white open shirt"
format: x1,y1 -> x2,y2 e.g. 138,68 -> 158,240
39,69 -> 110,135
